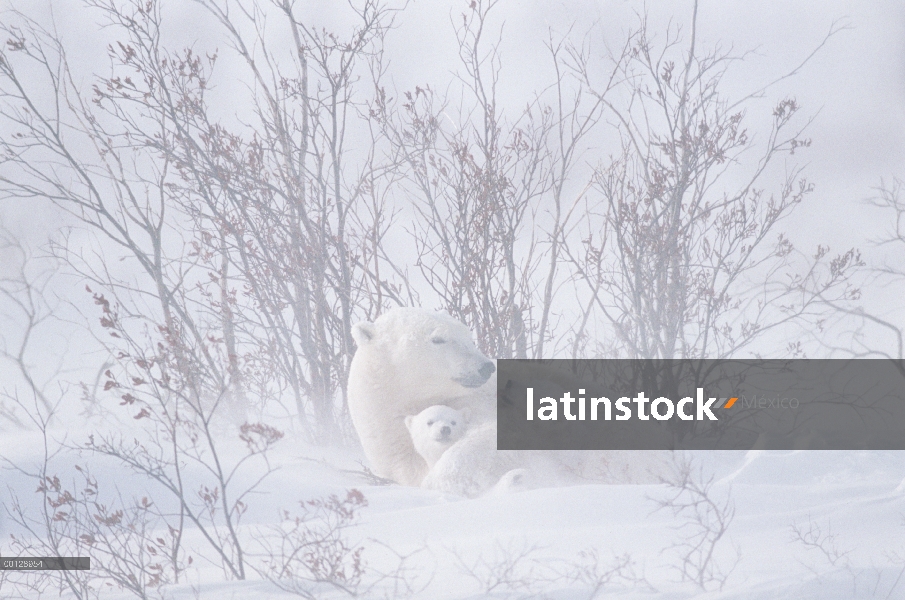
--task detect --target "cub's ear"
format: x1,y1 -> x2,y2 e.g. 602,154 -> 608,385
351,322 -> 376,346
404,415 -> 414,431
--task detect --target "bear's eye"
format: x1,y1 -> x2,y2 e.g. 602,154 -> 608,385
431,337 -> 446,344
427,420 -> 434,426
451,421 -> 456,426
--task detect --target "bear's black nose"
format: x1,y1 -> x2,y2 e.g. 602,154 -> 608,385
479,361 -> 495,379
441,425 -> 451,437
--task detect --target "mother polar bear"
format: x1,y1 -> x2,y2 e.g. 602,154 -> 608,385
347,307 -> 497,486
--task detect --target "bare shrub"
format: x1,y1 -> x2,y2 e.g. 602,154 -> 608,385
451,539 -> 544,597
158,0 -> 410,440
0,0 -> 407,445
6,466 -> 187,599
883,543 -> 905,600
0,227 -> 61,428
375,0 -> 614,360
1,392 -> 184,600
260,489 -> 367,595
80,287 -> 285,581
256,489 -> 424,598
566,3 -> 857,360
812,178 -> 905,366
0,532 -> 60,599
449,540 -> 654,599
548,548 -> 657,599
788,513 -> 905,598
651,453 -> 740,591
790,514 -> 853,572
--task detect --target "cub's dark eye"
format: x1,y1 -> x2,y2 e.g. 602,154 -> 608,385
451,421 -> 457,426
427,420 -> 434,426
431,337 -> 446,344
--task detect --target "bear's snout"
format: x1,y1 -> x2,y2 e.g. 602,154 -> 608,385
454,359 -> 496,388
478,361 -> 495,379
440,425 -> 451,438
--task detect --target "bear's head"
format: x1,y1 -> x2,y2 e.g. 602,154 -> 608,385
351,308 -> 496,397
404,404 -> 467,467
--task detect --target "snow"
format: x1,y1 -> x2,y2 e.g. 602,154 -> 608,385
2,429 -> 904,599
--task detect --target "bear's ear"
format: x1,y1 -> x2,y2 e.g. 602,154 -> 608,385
404,415 -> 414,431
351,322 -> 376,346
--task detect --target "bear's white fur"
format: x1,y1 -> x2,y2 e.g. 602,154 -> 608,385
404,404 -> 467,468
409,404 -> 672,494
347,308 -> 496,486
408,405 -> 520,498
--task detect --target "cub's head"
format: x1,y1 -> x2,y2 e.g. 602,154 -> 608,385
351,308 -> 496,394
405,404 -> 467,467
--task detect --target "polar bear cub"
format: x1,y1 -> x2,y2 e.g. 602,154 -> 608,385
404,404 -> 467,468
406,404 -> 524,498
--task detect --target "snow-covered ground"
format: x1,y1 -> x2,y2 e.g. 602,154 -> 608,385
2,428 -> 904,599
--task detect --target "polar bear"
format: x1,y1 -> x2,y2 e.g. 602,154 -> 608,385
404,404 -> 467,468
407,404 -> 522,498
347,308 -> 496,486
